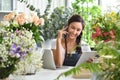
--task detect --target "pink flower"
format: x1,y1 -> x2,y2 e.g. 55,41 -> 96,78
103,32 -> 109,37
109,30 -> 115,39
14,13 -> 26,25
39,18 -> 44,25
4,12 -> 15,21
33,15 -> 44,26
92,27 -> 102,39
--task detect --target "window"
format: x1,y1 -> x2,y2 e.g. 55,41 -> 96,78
0,0 -> 13,12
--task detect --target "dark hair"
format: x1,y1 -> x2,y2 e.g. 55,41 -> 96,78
66,14 -> 85,54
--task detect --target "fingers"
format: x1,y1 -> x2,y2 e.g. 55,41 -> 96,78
86,58 -> 93,63
58,29 -> 68,36
57,26 -> 68,39
62,26 -> 68,31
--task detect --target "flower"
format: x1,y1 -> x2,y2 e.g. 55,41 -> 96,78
91,11 -> 120,43
0,29 -> 42,78
2,12 -> 44,44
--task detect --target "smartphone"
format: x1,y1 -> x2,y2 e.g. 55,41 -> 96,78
63,27 -> 68,39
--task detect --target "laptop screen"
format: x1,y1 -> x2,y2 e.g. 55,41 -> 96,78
42,49 -> 56,70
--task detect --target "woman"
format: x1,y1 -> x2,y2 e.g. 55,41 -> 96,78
52,14 -> 92,67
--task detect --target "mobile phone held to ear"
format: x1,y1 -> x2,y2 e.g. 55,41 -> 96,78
64,34 -> 67,39
63,27 -> 68,39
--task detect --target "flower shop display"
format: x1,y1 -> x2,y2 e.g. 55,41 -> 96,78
55,11 -> 120,80
0,12 -> 44,79
56,41 -> 120,80
0,30 -> 43,79
3,12 -> 44,44
91,11 -> 120,43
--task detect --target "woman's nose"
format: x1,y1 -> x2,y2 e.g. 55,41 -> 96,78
73,30 -> 77,34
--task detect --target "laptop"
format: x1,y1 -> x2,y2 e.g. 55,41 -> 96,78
42,49 -> 56,70
76,51 -> 97,66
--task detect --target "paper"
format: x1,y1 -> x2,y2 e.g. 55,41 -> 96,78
76,51 -> 96,66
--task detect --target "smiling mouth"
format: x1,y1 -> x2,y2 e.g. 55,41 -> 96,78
70,34 -> 76,38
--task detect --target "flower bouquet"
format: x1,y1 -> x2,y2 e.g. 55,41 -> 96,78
91,11 -> 120,43
3,11 -> 44,44
0,29 -> 43,78
0,12 -> 44,79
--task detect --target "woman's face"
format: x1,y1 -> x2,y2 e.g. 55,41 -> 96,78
68,22 -> 83,40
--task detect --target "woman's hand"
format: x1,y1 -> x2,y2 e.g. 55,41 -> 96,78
86,58 -> 94,63
57,27 -> 68,40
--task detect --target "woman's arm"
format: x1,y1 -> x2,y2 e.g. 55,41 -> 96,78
52,38 -> 63,67
52,27 -> 68,67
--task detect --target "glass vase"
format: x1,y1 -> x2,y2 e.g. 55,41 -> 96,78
23,64 -> 36,75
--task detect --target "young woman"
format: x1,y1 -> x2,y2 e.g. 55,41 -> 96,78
52,14 -> 92,67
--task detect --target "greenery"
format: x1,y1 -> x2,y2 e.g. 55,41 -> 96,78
17,0 -> 102,43
56,63 -> 101,80
56,41 -> 120,80
72,0 -> 102,47
0,55 -> 19,79
17,0 -> 75,40
40,7 -> 74,40
55,10 -> 120,80
16,0 -> 120,80
91,11 -> 120,43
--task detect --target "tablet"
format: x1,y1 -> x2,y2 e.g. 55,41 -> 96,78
42,49 -> 56,70
76,51 -> 97,66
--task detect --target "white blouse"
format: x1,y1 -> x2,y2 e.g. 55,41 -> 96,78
51,39 -> 91,61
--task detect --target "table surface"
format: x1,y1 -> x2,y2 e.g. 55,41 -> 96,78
10,66 -> 91,80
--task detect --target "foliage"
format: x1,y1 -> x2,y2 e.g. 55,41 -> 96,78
72,0 -> 102,47
94,41 -> 120,80
91,11 -> 120,43
40,7 -> 75,40
17,0 -> 75,40
56,63 -> 101,80
17,0 -> 52,18
56,41 -> 120,80
55,10 -> 120,80
0,55 -> 19,79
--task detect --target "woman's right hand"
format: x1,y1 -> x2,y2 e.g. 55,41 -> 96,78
57,27 -> 68,40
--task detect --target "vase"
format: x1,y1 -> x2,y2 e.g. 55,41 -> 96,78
23,64 -> 36,75
0,67 -> 13,80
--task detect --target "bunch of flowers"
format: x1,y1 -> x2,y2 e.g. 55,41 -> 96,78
0,29 -> 42,78
91,11 -> 120,43
3,11 -> 44,44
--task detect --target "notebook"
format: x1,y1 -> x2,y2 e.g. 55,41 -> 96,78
42,49 -> 56,70
75,51 -> 97,66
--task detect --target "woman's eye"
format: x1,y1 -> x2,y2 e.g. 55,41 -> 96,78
77,29 -> 81,32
